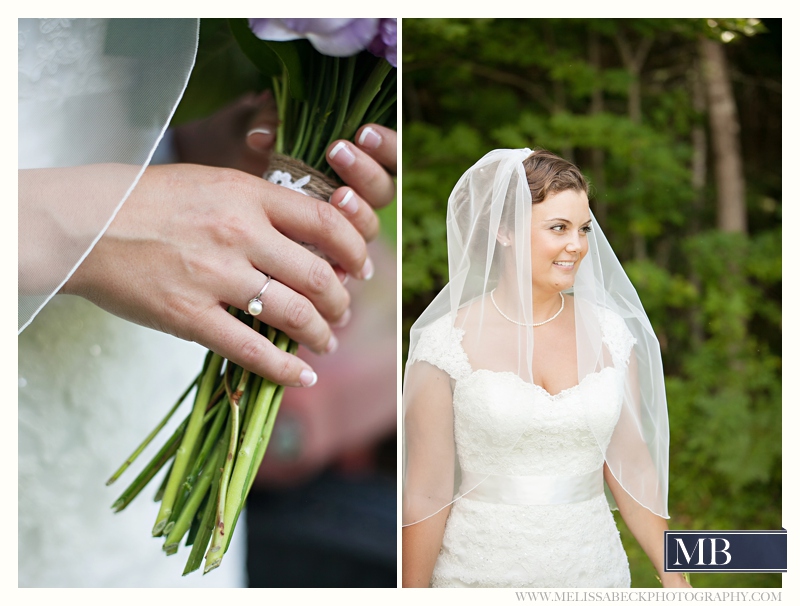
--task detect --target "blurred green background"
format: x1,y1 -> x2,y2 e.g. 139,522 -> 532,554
402,18 -> 781,588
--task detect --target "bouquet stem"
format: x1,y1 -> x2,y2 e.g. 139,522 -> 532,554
152,353 -> 224,536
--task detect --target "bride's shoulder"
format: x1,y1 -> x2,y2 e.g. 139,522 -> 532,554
408,312 -> 470,380
591,303 -> 637,365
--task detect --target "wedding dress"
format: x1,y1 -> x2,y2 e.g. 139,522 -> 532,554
411,309 -> 631,588
18,19 -> 245,587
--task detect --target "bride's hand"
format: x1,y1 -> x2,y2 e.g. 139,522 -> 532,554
62,163 -> 374,387
660,572 -> 693,588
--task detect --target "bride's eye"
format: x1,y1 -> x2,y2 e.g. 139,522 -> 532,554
581,225 -> 593,234
551,224 -> 565,232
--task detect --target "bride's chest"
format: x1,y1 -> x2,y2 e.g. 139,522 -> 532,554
452,367 -> 623,445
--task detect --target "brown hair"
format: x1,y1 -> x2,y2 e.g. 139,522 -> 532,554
522,149 -> 589,204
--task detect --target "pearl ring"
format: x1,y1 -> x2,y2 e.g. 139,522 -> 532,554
245,275 -> 272,316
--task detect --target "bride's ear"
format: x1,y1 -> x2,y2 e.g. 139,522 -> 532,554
496,229 -> 512,248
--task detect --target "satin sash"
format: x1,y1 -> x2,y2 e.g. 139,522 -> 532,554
460,468 -> 603,505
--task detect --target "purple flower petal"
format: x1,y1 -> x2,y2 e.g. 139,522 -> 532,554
248,18 -> 379,57
367,18 -> 397,67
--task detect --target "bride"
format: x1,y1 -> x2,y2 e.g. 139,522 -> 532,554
402,148 -> 692,588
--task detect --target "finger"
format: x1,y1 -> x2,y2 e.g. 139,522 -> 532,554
354,124 -> 397,174
262,183 -> 374,280
192,305 -> 319,387
223,271 -> 338,356
326,140 -> 396,209
244,236 -> 352,325
329,186 -> 380,243
246,90 -> 279,153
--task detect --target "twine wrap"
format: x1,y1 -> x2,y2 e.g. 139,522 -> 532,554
265,155 -> 339,202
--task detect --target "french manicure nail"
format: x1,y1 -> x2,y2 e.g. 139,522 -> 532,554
325,334 -> 339,354
247,128 -> 273,151
328,141 -> 356,168
333,308 -> 351,328
299,369 -> 318,387
360,257 -> 374,281
336,189 -> 358,215
358,126 -> 382,150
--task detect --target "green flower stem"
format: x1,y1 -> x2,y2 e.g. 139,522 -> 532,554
183,458 -> 223,576
112,433 -> 181,513
306,56 -> 339,165
164,396 -> 229,535
237,374 -> 262,449
185,490 -> 205,547
153,352 -> 223,536
314,56 -> 356,170
340,59 -> 393,142
153,459 -> 174,503
163,436 -> 226,555
273,73 -> 287,154
203,332 -> 291,573
294,56 -> 328,160
113,397 -> 225,511
246,383 -> 287,497
228,344 -> 296,553
363,70 -> 397,126
289,102 -> 310,159
106,373 -> 200,486
207,365 -> 249,559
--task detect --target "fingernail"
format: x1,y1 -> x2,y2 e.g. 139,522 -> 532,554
328,141 -> 355,168
336,189 -> 358,215
325,334 -> 339,354
358,126 -> 382,150
247,128 -> 273,151
360,257 -> 374,280
333,266 -> 349,285
333,308 -> 351,328
299,369 -> 318,387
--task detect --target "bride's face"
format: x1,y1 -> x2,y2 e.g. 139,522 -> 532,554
528,189 -> 591,294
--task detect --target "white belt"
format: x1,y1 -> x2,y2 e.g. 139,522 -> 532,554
460,468 -> 604,505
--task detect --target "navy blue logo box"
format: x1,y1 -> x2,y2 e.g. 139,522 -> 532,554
664,529 -> 786,573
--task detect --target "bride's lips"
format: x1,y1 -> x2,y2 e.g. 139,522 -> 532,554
553,260 -> 576,271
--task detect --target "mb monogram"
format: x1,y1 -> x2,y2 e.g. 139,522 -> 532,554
664,530 -> 786,573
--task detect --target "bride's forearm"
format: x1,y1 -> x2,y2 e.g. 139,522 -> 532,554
18,164 -> 142,295
604,465 -> 691,588
402,507 -> 450,588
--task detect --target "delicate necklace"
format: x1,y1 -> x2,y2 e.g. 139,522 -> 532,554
490,290 -> 565,327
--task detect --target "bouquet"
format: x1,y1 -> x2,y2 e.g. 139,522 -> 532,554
106,18 -> 396,576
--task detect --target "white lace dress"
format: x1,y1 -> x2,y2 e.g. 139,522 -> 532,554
410,311 -> 633,588
18,19 -> 245,587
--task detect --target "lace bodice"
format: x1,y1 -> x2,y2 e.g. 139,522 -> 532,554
411,307 -> 635,588
409,306 -> 634,477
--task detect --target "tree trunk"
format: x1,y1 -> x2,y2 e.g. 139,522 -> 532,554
700,37 -> 747,234
615,29 -> 653,261
689,59 -> 707,347
588,29 -> 607,226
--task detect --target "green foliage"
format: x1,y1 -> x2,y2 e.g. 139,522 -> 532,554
403,18 -> 781,588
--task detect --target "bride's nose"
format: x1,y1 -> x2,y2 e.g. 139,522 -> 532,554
565,234 -> 582,255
